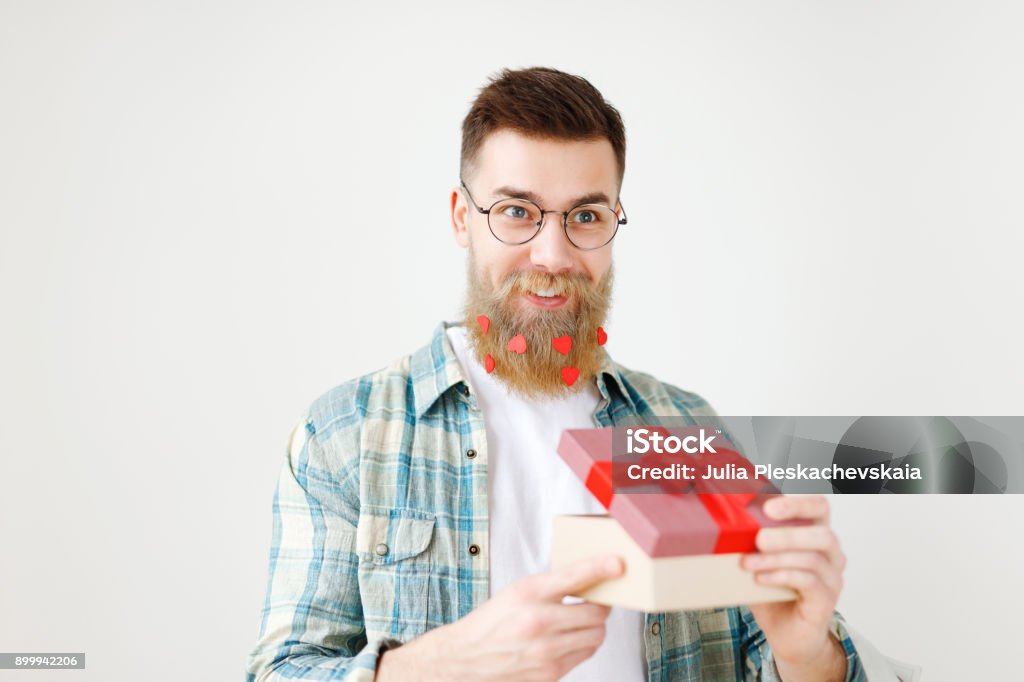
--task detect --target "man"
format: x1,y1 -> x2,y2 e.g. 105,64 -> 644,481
247,67 -> 866,681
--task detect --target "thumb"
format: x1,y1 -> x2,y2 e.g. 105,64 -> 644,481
536,554 -> 624,602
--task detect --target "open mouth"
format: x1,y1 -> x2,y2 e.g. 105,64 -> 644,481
521,285 -> 568,309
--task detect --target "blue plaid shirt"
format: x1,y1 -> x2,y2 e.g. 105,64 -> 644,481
246,321 -> 865,681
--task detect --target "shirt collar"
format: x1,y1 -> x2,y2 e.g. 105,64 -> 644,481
410,320 -> 468,418
594,345 -> 638,413
411,320 -> 638,418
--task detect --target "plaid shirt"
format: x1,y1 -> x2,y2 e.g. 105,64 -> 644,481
246,320 -> 866,681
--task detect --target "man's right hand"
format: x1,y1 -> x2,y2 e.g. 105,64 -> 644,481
375,553 -> 624,682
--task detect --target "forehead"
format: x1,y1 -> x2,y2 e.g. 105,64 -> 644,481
473,128 -> 619,203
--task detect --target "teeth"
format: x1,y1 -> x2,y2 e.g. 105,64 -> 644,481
532,288 -> 559,298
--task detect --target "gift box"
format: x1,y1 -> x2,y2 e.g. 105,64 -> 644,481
552,515 -> 795,611
551,427 -> 800,611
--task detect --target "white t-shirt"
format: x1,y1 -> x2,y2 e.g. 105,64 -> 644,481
446,325 -> 646,682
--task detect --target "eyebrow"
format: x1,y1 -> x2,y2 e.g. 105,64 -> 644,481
491,185 -> 613,208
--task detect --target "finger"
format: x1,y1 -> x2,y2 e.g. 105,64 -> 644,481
756,524 -> 841,562
754,568 -> 834,617
523,603 -> 612,635
763,495 -> 830,523
536,554 -> 624,601
741,551 -> 843,592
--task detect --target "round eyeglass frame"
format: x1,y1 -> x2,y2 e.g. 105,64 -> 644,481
459,179 -> 627,250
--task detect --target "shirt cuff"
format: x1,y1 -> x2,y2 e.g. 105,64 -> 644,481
351,637 -> 404,680
830,616 -> 868,682
760,615 -> 867,682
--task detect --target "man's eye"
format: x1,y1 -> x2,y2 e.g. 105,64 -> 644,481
573,210 -> 598,224
502,205 -> 530,220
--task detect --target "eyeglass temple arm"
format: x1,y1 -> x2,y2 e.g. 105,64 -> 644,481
459,179 -> 489,214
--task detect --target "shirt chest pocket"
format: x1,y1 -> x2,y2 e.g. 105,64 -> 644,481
356,507 -> 435,640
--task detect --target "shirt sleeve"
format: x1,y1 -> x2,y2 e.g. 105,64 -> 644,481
738,607 -> 867,682
245,416 -> 401,681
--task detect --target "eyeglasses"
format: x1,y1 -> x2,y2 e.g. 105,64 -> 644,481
459,179 -> 627,250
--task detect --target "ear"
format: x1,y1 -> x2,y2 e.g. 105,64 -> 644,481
451,186 -> 470,249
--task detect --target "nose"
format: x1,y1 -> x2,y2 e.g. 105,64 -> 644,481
527,211 -> 575,274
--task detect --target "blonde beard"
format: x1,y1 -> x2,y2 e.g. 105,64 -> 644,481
461,252 -> 614,399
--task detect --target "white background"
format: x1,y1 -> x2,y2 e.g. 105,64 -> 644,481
2,1 -> 1022,680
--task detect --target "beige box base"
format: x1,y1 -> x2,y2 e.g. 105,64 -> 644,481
551,515 -> 796,612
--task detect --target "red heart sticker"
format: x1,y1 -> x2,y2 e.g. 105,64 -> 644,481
476,315 -> 491,335
552,335 -> 572,355
597,326 -> 608,346
507,334 -> 527,354
561,366 -> 580,386
484,354 -> 495,373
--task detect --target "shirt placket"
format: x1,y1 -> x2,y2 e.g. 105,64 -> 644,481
454,382 -> 490,617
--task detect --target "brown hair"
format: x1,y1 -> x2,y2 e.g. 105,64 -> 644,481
460,67 -> 626,188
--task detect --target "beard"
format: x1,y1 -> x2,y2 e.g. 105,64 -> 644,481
461,249 -> 614,399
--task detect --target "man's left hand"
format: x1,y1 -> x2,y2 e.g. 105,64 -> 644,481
741,495 -> 848,681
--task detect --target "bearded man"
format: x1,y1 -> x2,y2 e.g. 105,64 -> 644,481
247,67 -> 867,682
